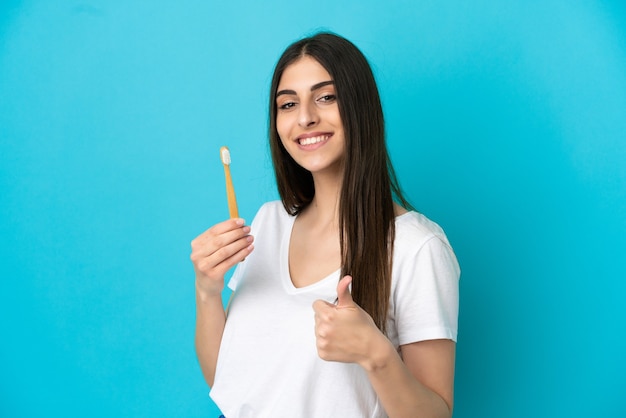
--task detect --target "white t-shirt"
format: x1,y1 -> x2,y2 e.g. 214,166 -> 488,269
210,201 -> 460,418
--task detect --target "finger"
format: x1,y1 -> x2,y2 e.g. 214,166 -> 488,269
336,275 -> 353,307
192,218 -> 246,246
191,221 -> 250,257
192,232 -> 254,276
312,299 -> 334,313
212,241 -> 254,274
208,233 -> 254,266
207,225 -> 252,257
209,218 -> 247,235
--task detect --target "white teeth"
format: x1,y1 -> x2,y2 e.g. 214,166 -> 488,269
299,135 -> 329,145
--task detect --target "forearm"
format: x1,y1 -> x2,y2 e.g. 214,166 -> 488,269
194,284 -> 227,387
364,338 -> 452,418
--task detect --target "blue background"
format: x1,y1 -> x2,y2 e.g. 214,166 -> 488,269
1,1 -> 625,417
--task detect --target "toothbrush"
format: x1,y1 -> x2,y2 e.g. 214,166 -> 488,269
220,146 -> 239,219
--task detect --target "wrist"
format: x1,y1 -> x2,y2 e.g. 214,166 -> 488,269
361,331 -> 397,373
195,280 -> 224,303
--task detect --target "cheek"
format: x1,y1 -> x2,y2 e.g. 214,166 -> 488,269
275,115 -> 291,142
331,109 -> 343,127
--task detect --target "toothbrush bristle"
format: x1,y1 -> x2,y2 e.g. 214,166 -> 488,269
220,147 -> 231,165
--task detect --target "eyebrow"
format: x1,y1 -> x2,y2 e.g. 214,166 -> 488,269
276,80 -> 335,97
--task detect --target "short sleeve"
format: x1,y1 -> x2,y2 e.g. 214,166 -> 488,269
392,235 -> 460,345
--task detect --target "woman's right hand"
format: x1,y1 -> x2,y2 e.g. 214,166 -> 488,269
190,218 -> 254,297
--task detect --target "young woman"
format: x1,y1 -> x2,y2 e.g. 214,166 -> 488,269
191,32 -> 460,418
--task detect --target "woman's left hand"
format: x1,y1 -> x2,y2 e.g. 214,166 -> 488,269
312,275 -> 386,367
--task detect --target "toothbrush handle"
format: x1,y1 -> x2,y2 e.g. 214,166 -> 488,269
223,165 -> 239,218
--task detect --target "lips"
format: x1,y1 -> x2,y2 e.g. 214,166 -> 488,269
297,134 -> 331,146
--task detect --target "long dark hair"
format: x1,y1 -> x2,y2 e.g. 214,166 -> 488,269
269,32 -> 411,332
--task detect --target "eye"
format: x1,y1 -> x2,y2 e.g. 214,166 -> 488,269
317,94 -> 336,103
278,101 -> 297,111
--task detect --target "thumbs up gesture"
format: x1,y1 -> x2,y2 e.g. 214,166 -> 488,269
335,274 -> 354,307
312,276 -> 383,366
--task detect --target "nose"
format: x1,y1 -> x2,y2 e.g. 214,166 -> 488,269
298,101 -> 319,128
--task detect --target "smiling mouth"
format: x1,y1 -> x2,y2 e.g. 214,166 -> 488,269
298,134 -> 331,145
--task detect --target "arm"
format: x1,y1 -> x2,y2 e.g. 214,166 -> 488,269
364,336 -> 455,417
313,276 -> 454,418
194,289 -> 227,387
190,218 -> 254,387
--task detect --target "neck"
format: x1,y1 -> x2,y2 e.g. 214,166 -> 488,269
304,171 -> 343,227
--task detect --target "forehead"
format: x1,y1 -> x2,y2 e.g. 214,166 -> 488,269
277,56 -> 332,89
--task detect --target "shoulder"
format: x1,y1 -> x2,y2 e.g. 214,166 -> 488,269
391,211 -> 460,282
389,212 -> 461,344
394,211 -> 453,253
255,200 -> 280,212
254,200 -> 290,218
250,200 -> 293,229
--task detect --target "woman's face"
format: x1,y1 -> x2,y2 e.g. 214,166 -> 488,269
275,56 -> 345,177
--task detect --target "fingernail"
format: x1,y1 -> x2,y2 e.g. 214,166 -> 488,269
236,218 -> 245,225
